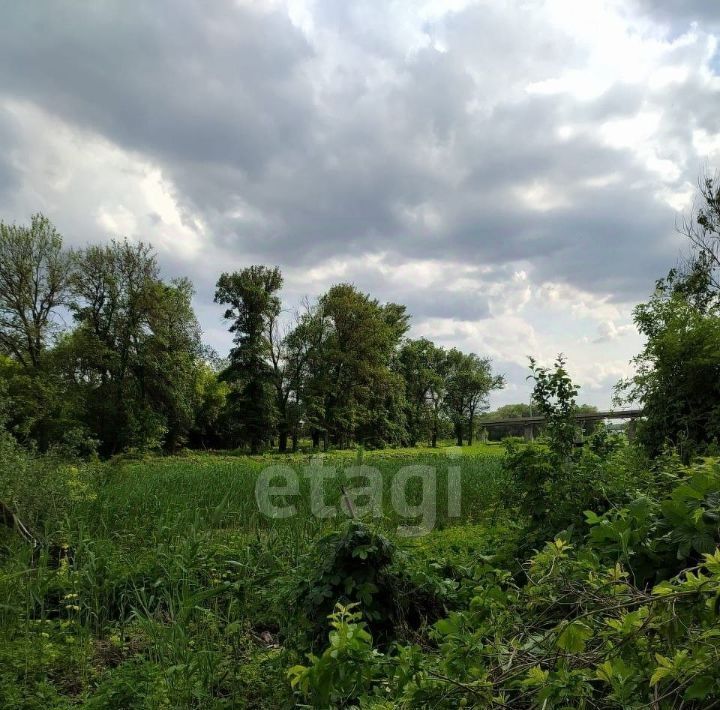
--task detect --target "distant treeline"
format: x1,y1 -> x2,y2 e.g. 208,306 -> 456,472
0,215 -> 504,456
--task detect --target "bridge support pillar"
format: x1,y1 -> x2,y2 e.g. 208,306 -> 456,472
523,424 -> 534,442
626,420 -> 637,442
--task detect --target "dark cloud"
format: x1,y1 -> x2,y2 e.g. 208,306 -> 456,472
0,0 -> 715,309
0,1 -> 315,175
636,1 -> 720,28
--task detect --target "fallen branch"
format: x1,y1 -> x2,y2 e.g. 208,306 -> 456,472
0,499 -> 39,548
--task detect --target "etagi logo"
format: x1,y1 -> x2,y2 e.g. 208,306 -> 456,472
255,450 -> 462,536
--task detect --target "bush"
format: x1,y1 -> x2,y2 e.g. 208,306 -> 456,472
294,457 -> 720,708
292,521 -> 451,650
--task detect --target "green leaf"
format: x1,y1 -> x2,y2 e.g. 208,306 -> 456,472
523,665 -> 549,687
685,676 -> 715,700
650,666 -> 673,686
556,621 -> 593,653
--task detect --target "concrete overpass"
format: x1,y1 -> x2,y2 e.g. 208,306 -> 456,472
481,409 -> 644,442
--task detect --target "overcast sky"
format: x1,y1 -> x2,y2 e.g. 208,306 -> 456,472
1,0 -> 719,408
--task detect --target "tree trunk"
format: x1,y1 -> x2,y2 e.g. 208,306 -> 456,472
291,431 -> 298,452
468,413 -> 474,445
323,431 -> 329,451
455,422 -> 463,447
311,429 -> 320,450
278,427 -> 288,453
431,430 -> 437,448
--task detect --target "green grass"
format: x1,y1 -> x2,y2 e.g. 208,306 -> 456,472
0,447 -> 514,708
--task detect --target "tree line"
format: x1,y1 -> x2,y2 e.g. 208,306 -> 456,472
0,214 -> 504,456
4,172 -> 720,460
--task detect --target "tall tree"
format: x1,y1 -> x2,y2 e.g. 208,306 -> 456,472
143,278 -> 204,451
67,240 -> 202,454
284,300 -> 332,449
0,214 -> 71,369
443,349 -> 504,446
617,177 -> 720,458
215,266 -> 283,454
0,215 -> 76,449
311,284 -> 409,448
396,338 -> 447,447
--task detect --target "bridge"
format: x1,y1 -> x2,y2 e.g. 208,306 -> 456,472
481,409 -> 644,442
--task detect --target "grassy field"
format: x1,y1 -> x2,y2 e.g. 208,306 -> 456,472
0,445 -> 518,708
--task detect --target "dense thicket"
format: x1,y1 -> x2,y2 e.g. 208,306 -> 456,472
617,175 -> 720,459
0,215 -> 503,455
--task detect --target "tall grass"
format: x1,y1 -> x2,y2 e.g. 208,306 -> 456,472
0,448 -> 510,707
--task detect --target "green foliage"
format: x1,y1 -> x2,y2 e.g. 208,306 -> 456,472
304,283 -> 411,449
396,338 -> 447,447
288,603 -> 381,707
292,521 -> 454,653
290,455 -> 720,709
85,660 -> 170,709
0,449 -> 510,706
4,445 -> 720,707
187,362 -> 230,449
586,458 -> 720,584
294,522 -> 398,646
619,287 -> 720,459
215,265 -> 283,453
65,240 -> 203,455
506,356 -> 601,550
443,349 -> 504,446
617,179 -> 720,459
0,215 -> 503,456
0,214 -> 72,370
528,353 -> 579,459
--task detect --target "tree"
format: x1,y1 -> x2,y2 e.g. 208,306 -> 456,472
215,266 -> 283,454
677,173 -> 720,297
312,284 -> 409,448
443,349 -> 504,446
188,360 -> 230,450
528,354 -> 579,459
284,301 -> 331,450
617,285 -> 720,458
396,338 -> 447,447
67,240 -> 202,454
268,307 -> 319,453
142,277 -> 204,451
0,214 -> 72,369
0,215 -> 77,449
617,177 -> 720,458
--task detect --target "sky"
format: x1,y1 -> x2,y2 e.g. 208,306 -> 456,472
1,0 -> 719,409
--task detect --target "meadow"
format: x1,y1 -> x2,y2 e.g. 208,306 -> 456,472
5,432 -> 720,708
0,444 -> 516,708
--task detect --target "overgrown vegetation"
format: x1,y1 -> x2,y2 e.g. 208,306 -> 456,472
3,180 -> 720,707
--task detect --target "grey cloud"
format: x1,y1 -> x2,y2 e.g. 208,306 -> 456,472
0,0 -> 715,311
0,0 -> 315,176
0,110 -> 22,203
636,1 -> 720,28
